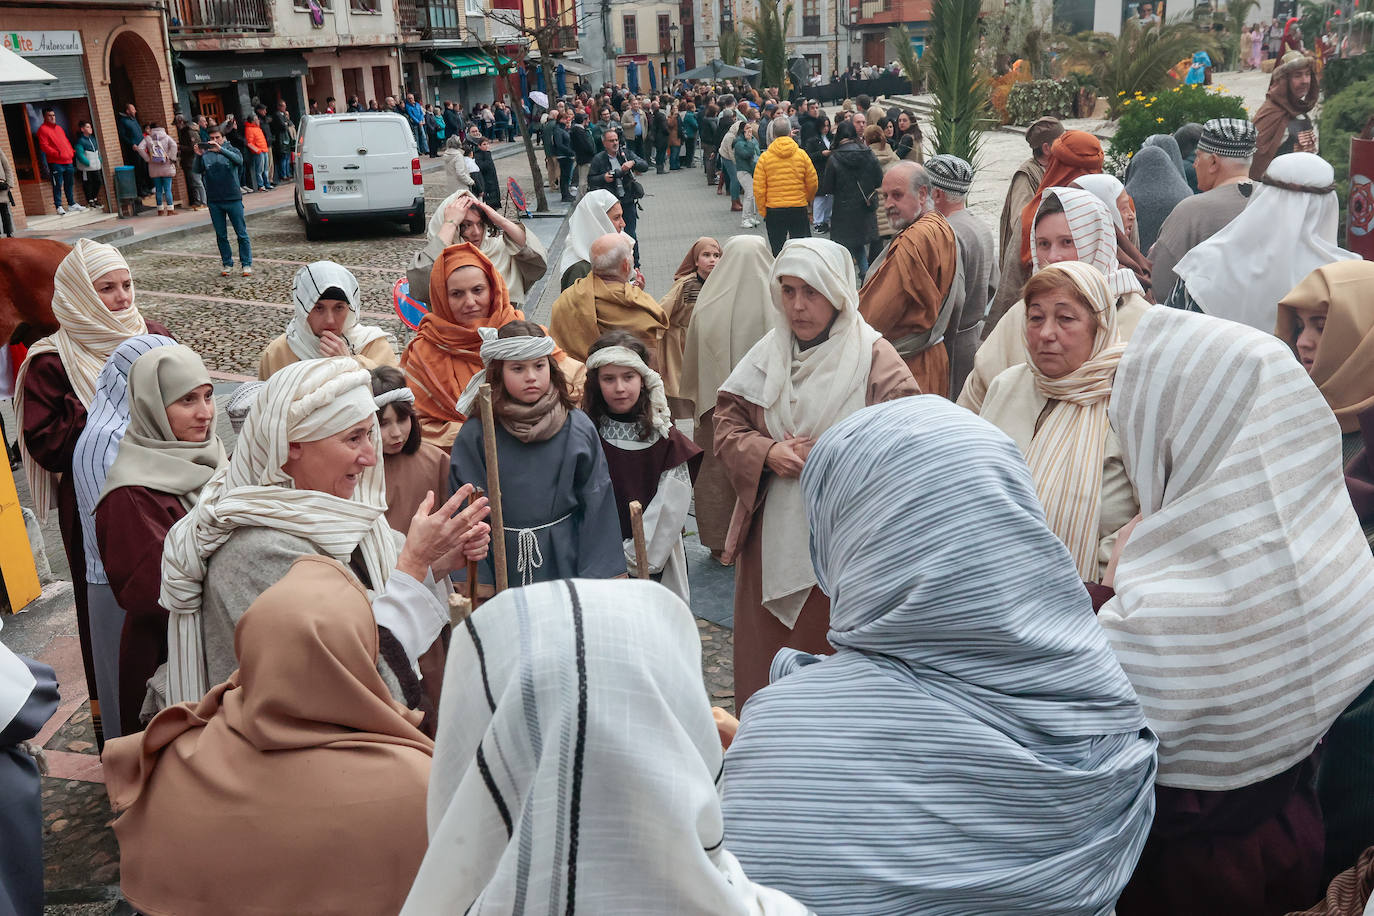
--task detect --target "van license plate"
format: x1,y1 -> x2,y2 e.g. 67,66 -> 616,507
325,180 -> 359,194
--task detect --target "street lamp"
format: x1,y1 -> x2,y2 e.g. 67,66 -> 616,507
670,22 -> 680,77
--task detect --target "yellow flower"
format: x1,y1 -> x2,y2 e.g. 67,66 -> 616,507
1118,90 -> 1126,96
1145,103 -> 1152,107
1156,117 -> 1165,123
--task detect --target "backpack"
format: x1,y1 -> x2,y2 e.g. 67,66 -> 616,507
150,139 -> 167,163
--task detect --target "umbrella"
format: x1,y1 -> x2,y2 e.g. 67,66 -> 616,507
0,46 -> 56,85
675,58 -> 759,81
529,89 -> 549,109
626,61 -> 640,94
556,63 -> 567,97
536,67 -> 546,93
648,61 -> 658,91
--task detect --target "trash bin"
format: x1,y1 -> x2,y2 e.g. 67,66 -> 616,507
114,165 -> 137,201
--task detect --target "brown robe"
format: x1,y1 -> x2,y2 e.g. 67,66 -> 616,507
548,274 -> 669,365
19,319 -> 170,742
96,485 -> 184,736
661,273 -> 704,419
692,408 -> 734,555
858,212 -> 958,397
383,442 -> 450,535
714,339 -> 919,709
999,156 -> 1046,260
257,334 -> 398,381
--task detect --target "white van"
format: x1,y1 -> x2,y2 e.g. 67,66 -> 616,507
294,112 -> 425,240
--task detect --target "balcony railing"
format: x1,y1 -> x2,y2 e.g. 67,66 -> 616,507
547,24 -> 578,51
399,0 -> 465,38
168,0 -> 272,33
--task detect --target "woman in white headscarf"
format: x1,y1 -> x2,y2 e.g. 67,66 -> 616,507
1101,306 -> 1374,915
1074,173 -> 1139,245
721,396 -> 1156,916
257,261 -> 396,379
400,578 -> 813,916
979,261 -> 1133,582
959,188 -> 1150,413
71,333 -> 178,740
154,357 -> 491,735
714,237 -> 917,708
408,190 -> 549,308
678,235 -> 775,560
558,188 -> 626,289
95,345 -> 225,736
1166,152 -> 1359,326
15,237 -> 169,746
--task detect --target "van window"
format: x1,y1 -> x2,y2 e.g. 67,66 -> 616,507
302,119 -> 361,150
362,119 -> 412,151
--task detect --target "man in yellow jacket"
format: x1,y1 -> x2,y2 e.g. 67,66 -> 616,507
754,117 -> 819,255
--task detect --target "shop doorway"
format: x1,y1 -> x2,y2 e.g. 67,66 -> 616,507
196,91 -> 225,124
372,65 -> 393,106
343,68 -> 365,107
306,66 -> 335,111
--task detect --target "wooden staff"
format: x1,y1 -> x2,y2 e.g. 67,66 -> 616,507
478,384 -> 508,592
466,486 -> 484,609
629,500 -> 649,579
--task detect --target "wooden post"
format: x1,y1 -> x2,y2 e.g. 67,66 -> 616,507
478,384 -> 508,592
466,487 -> 484,609
629,499 -> 649,579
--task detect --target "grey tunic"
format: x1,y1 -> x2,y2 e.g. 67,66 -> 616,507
1147,182 -> 1252,302
450,409 -> 624,587
945,207 -> 999,400
1,655 -> 58,916
202,527 -> 414,706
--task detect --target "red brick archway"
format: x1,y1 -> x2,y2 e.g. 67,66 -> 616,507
106,30 -> 180,206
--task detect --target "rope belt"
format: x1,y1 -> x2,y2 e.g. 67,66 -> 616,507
506,513 -> 572,586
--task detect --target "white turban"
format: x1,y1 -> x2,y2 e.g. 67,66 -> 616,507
286,260 -> 390,361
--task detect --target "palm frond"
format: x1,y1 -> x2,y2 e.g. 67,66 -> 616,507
889,24 -> 924,93
1060,20 -> 1219,116
1223,0 -> 1259,68
719,28 -> 741,66
743,1 -> 793,90
926,0 -> 991,164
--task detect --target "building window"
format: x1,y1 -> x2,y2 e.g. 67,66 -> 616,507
466,0 -> 483,12
295,0 -> 332,10
623,14 -> 638,52
350,0 -> 379,12
802,0 -> 819,35
658,13 -> 672,51
804,52 -> 821,74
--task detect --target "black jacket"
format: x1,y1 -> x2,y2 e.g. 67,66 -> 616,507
443,108 -> 463,138
588,147 -> 648,202
571,124 -> 596,164
474,148 -> 500,206
551,122 -> 574,159
650,109 -> 670,147
819,140 -> 883,248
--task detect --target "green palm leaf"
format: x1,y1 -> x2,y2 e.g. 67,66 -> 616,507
744,1 -> 794,91
889,25 -> 924,94
926,0 -> 991,163
1061,20 -> 1220,117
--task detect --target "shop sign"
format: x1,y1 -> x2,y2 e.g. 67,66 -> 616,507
3,31 -> 83,57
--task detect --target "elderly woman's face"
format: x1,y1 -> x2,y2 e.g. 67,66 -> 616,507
1025,287 -> 1097,379
1116,191 -> 1137,238
446,265 -> 493,328
607,201 -> 626,231
778,274 -> 836,341
94,268 -> 134,313
284,417 -> 377,499
1291,305 -> 1326,372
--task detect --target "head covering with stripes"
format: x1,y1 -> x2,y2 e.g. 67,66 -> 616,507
286,260 -> 389,362
159,357 -> 396,706
71,334 -> 178,584
1022,261 -> 1126,580
15,238 -> 149,518
722,395 -> 1156,915
1033,188 -> 1144,299
401,578 -> 811,916
1102,305 -> 1374,790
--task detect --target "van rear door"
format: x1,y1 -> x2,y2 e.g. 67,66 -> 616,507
361,115 -> 420,213
305,118 -> 365,213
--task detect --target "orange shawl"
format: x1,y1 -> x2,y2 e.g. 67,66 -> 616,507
403,242 -> 560,439
103,556 -> 433,916
1019,131 -> 1104,270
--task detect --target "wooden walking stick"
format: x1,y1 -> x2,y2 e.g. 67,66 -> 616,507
629,499 -> 649,579
466,487 -> 484,610
478,383 -> 509,592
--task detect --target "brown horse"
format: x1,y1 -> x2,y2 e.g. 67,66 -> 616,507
1,238 -> 71,346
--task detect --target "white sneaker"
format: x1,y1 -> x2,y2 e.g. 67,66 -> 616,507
69,203 -> 85,212
242,266 -> 253,277
56,206 -> 66,215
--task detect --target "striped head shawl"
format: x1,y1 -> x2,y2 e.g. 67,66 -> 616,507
723,396 -> 1154,915
159,357 -> 397,706
1034,188 -> 1144,299
15,238 -> 149,519
1102,305 -> 1374,790
71,334 -> 179,584
401,579 -> 812,916
1022,261 -> 1126,580
286,260 -> 389,362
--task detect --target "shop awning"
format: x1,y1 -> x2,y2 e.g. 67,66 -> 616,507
0,46 -> 56,85
434,50 -> 493,78
177,52 -> 308,85
557,58 -> 599,76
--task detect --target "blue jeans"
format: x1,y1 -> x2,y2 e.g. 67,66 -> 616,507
669,145 -> 680,170
721,159 -> 740,202
208,200 -> 252,268
152,175 -> 173,206
275,149 -> 292,182
254,151 -> 271,189
49,162 -> 75,207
